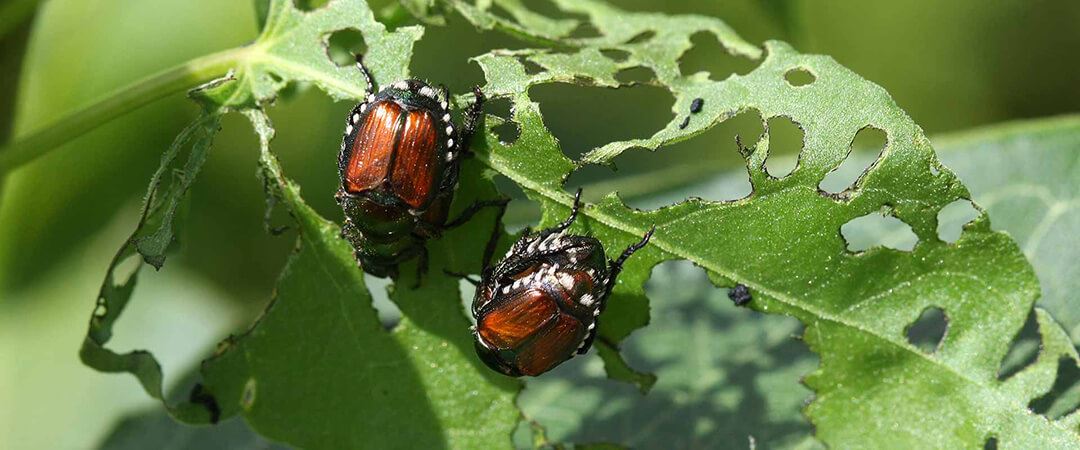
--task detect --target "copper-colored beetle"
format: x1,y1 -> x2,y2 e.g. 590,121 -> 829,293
336,55 -> 503,278
471,191 -> 654,376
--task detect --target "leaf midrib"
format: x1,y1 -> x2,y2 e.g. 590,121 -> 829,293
479,152 -> 1077,435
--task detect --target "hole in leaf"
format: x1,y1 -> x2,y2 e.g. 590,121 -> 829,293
1029,357 -> 1080,417
784,68 -> 815,87
604,110 -> 762,209
905,307 -> 947,353
625,30 -> 655,44
365,274 -> 400,329
614,66 -> 656,85
493,174 -> 538,227
820,126 -> 887,194
570,22 -> 601,39
841,211 -> 918,252
764,116 -> 803,179
485,98 -> 520,145
936,199 -> 980,243
532,82 -> 671,161
522,58 -> 545,76
998,311 -> 1040,381
493,120 -> 520,144
292,0 -> 330,11
679,32 -> 758,80
327,28 -> 367,67
485,97 -> 513,119
984,437 -> 998,450
930,162 -> 941,176
601,48 -> 630,63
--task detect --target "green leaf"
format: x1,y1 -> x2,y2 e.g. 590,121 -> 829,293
520,261 -> 818,449
931,116 -> 1080,344
72,0 -> 1080,447
198,0 -> 422,109
455,3 -> 1079,446
192,110 -> 518,448
519,115 -> 1080,449
79,110 -> 221,423
79,0 -> 521,446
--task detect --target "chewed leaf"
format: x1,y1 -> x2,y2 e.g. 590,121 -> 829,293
444,0 -> 578,45
196,0 -> 422,109
456,2 -> 1080,446
194,110 -> 519,448
80,112 -> 221,423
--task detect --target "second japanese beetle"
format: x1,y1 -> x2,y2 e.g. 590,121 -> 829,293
471,191 -> 654,376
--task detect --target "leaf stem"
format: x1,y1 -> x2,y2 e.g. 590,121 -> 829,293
0,46 -> 248,175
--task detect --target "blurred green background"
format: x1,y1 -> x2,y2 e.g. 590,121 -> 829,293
1,0 -> 1077,448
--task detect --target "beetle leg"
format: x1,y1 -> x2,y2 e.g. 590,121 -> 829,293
479,197 -> 508,270
444,197 -> 510,229
604,225 -> 656,297
354,54 -> 375,97
413,246 -> 429,288
442,269 -> 481,286
460,85 -> 487,155
549,188 -> 584,234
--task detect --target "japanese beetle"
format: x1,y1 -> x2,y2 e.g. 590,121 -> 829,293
336,55 -> 504,279
470,191 -> 654,376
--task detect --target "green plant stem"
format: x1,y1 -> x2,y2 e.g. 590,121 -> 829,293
0,47 -> 248,175
0,0 -> 41,39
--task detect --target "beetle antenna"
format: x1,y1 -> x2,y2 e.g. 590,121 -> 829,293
607,225 -> 655,284
354,54 -> 375,97
552,189 -> 583,233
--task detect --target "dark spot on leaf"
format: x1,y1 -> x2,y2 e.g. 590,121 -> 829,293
678,116 -> 690,129
784,68 -> 815,87
327,28 -> 367,67
600,48 -> 630,62
984,437 -> 998,450
905,307 -> 947,353
679,31 -> 758,80
820,126 -> 887,194
840,212 -> 918,252
625,30 -> 655,44
728,284 -> 752,307
764,116 -> 803,178
936,199 -> 980,243
690,98 -> 704,114
189,383 -> 221,424
998,311 -> 1040,381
